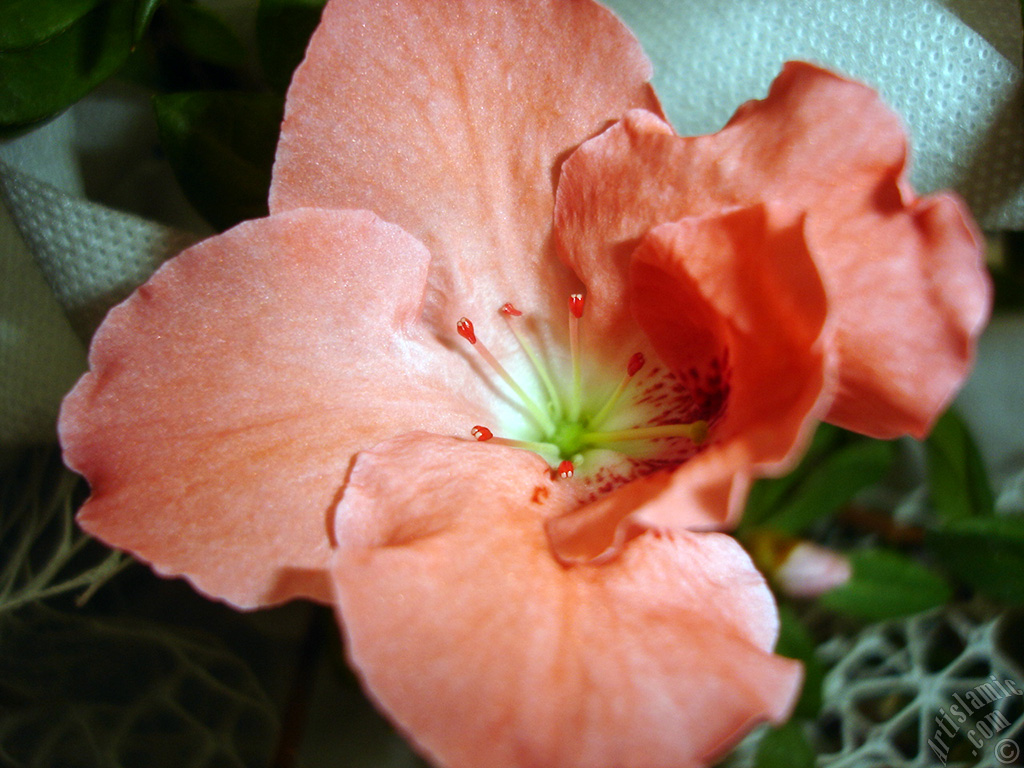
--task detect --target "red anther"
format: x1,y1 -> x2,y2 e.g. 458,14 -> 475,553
456,317 -> 477,344
569,293 -> 585,319
627,352 -> 645,377
500,303 -> 522,317
557,460 -> 575,479
471,425 -> 494,441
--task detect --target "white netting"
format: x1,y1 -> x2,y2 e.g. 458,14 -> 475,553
816,607 -> 1024,767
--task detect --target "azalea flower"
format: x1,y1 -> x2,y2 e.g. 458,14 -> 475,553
59,0 -> 990,765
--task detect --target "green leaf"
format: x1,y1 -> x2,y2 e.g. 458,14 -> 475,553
0,0 -> 102,49
154,91 -> 284,231
819,549 -> 951,621
0,0 -> 136,130
0,606 -> 278,768
257,0 -> 329,92
928,516 -> 1024,605
775,605 -> 823,718
745,434 -> 895,535
753,720 -> 815,768
925,408 -> 995,521
742,423 -> 844,529
163,0 -> 247,70
132,0 -> 164,42
994,609 -> 1024,675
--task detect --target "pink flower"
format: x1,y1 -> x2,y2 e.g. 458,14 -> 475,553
59,0 -> 990,764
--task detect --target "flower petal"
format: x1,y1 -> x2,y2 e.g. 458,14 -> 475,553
633,204 -> 830,496
332,432 -> 802,768
556,62 -> 989,439
548,205 -> 831,559
60,209 -> 487,608
721,62 -> 990,438
270,0 -> 660,326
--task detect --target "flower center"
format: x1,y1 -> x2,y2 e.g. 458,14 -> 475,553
457,294 -> 710,481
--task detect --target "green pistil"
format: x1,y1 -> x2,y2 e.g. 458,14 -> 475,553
550,420 -> 587,459
583,421 -> 709,446
543,413 -> 709,462
461,299 -> 710,475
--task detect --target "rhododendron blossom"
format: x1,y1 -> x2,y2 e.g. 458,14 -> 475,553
59,0 -> 990,765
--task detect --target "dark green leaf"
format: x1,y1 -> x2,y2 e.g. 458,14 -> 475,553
753,720 -> 815,768
163,0 -> 247,70
742,423 -> 844,529
925,408 -> 995,521
132,0 -> 163,42
0,606 -> 278,768
154,91 -> 284,231
0,0 -> 102,49
296,629 -> 430,767
775,605 -> 823,718
819,549 -> 951,620
0,0 -> 136,130
928,516 -> 1024,605
746,437 -> 895,535
992,232 -> 1024,310
994,609 -> 1024,675
257,0 -> 329,92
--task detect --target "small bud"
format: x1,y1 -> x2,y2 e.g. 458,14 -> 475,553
775,542 -> 852,598
557,460 -> 575,479
500,303 -> 522,317
471,426 -> 493,441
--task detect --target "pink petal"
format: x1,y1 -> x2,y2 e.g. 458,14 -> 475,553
548,205 -> 831,559
270,0 -> 661,327
332,432 -> 802,768
634,204 -> 830,489
723,63 -> 990,438
555,62 -> 989,439
60,209 -> 488,608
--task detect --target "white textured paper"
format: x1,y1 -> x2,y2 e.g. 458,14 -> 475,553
607,0 -> 1024,228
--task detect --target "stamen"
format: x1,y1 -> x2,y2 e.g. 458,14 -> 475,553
569,294 -> 585,319
500,303 -> 563,419
456,317 -> 476,344
457,317 -> 556,434
471,426 -> 560,455
459,295 -> 722,484
568,293 -> 584,421
583,421 -> 709,445
588,352 -> 645,429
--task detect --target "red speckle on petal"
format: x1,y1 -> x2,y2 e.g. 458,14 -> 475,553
456,317 -> 477,344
